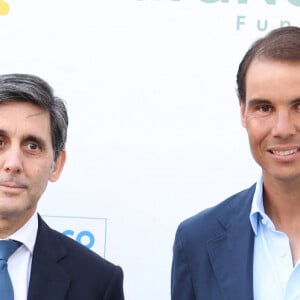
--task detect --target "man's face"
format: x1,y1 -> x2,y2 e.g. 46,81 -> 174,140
0,101 -> 65,232
240,59 -> 300,183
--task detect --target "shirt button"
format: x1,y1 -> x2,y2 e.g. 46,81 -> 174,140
280,251 -> 287,257
261,218 -> 267,225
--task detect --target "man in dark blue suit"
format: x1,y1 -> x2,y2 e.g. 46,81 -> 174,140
0,73 -> 124,299
171,26 -> 300,300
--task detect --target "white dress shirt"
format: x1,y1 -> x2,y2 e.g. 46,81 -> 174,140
250,176 -> 300,300
3,212 -> 38,300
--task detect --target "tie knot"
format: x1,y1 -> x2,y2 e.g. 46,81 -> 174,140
0,240 -> 21,261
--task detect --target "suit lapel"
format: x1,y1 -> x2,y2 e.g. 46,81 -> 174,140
27,216 -> 71,300
207,186 -> 255,300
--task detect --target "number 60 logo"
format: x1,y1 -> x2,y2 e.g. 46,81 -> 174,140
63,230 -> 95,249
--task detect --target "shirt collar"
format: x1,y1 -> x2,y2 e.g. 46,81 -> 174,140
9,211 -> 38,254
250,175 -> 267,235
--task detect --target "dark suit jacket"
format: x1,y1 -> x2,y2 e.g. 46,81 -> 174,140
27,216 -> 124,300
171,185 -> 256,300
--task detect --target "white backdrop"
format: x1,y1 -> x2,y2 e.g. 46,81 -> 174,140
0,1 -> 299,299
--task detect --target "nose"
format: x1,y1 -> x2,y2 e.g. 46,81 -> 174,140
272,110 -> 297,139
2,147 -> 23,174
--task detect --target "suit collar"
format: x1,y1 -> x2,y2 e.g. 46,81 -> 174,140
27,216 -> 71,300
207,185 -> 256,299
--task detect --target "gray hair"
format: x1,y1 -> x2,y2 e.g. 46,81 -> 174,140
0,73 -> 68,160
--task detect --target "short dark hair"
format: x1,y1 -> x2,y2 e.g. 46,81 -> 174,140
0,73 -> 68,160
237,26 -> 300,103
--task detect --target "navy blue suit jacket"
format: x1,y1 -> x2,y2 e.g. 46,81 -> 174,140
171,185 -> 256,300
27,216 -> 124,300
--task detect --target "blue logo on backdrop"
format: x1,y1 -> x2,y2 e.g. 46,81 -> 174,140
42,215 -> 107,257
63,229 -> 95,249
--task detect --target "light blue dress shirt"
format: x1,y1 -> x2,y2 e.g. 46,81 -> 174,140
250,176 -> 300,300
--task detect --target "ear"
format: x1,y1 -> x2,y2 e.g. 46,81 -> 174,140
49,150 -> 66,182
239,98 -> 246,128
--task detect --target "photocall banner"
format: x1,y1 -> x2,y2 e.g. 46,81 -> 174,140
0,1 -> 298,299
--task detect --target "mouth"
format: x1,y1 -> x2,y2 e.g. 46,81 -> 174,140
269,148 -> 300,156
0,181 -> 27,189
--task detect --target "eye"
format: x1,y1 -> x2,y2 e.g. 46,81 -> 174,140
0,137 -> 6,148
258,104 -> 272,113
294,102 -> 300,112
24,142 -> 42,153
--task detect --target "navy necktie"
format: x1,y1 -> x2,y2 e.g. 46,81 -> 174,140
0,240 -> 21,300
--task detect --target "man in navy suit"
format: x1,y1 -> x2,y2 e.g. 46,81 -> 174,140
0,73 -> 124,299
171,26 -> 300,300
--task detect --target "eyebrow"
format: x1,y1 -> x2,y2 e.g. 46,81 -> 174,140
290,98 -> 300,105
246,99 -> 271,108
247,97 -> 300,107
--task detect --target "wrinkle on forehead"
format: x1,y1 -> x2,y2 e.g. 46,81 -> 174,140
26,110 -> 48,119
